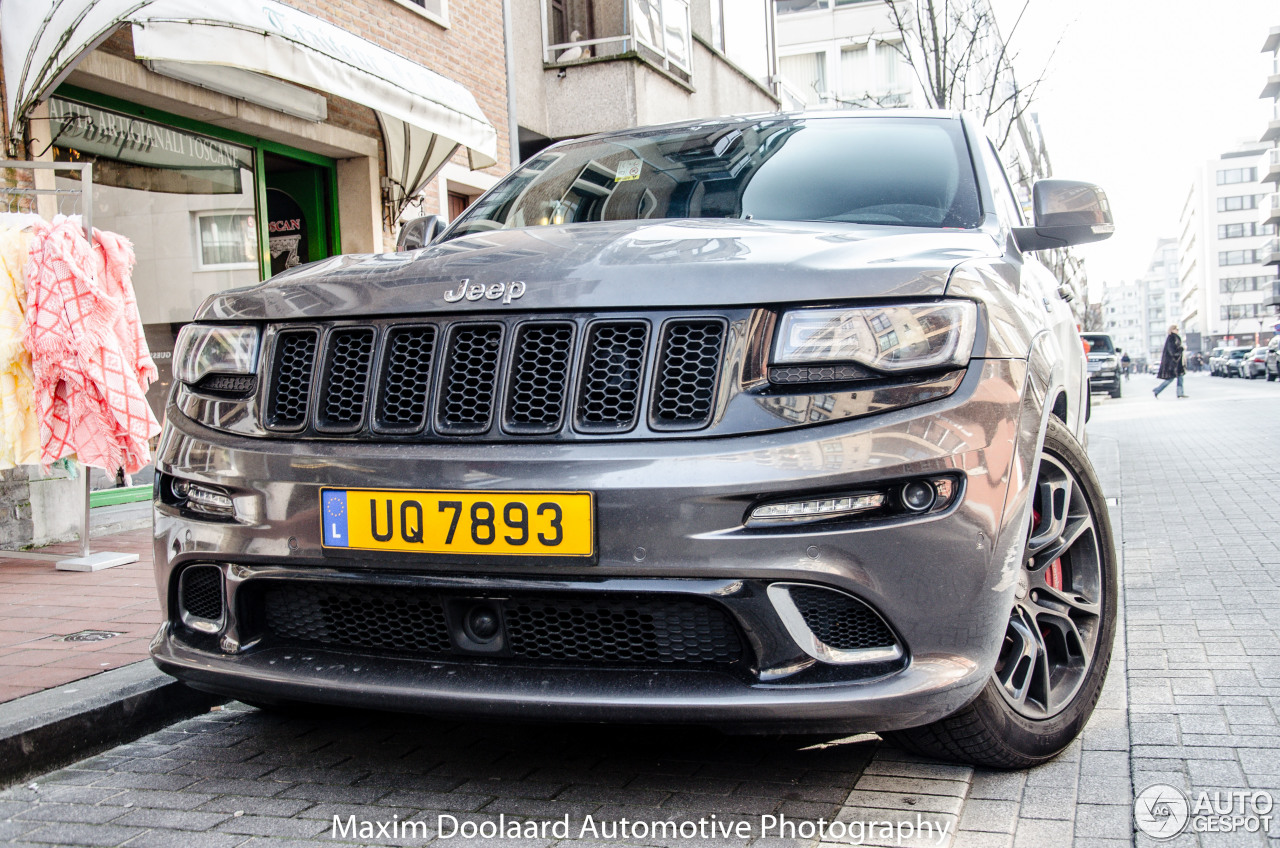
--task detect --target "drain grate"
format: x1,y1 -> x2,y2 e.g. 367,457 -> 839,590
56,630 -> 122,643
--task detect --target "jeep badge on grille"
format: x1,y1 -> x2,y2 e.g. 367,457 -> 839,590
444,279 -> 527,304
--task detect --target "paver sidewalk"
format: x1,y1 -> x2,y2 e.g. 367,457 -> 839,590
0,527 -> 158,703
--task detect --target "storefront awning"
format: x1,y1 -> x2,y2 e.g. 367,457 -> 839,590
2,0 -> 498,192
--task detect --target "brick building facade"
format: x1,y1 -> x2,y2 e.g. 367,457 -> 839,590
0,0 -> 510,547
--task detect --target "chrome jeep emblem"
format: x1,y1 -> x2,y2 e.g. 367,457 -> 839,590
443,279 -> 526,305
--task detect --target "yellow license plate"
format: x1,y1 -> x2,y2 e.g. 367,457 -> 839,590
320,488 -> 594,557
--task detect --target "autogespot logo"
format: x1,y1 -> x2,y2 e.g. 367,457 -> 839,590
1135,784 -> 1276,839
1135,784 -> 1190,839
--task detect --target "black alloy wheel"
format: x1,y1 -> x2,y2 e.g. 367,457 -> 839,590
888,416 -> 1117,768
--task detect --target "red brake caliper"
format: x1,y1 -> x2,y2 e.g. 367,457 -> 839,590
1032,508 -> 1064,591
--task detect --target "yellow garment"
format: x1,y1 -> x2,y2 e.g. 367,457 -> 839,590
0,227 -> 40,468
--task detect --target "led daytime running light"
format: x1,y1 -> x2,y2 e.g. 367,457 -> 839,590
751,493 -> 885,522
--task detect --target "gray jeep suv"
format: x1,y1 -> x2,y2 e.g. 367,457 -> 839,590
151,112 -> 1117,768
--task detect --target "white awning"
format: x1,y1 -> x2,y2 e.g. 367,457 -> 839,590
2,0 -> 497,195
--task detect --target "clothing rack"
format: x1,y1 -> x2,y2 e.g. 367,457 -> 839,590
0,160 -> 140,571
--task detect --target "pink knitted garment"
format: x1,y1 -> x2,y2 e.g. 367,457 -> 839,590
24,218 -> 160,473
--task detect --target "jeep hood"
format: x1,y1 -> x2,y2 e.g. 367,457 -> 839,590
197,219 -> 1001,321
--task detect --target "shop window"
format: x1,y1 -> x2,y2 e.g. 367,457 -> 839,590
196,213 -> 258,269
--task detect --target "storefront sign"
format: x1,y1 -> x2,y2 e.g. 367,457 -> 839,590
48,97 -> 251,173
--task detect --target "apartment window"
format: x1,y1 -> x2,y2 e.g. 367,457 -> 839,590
1217,195 -> 1261,212
1217,222 -> 1274,238
1216,167 -> 1257,185
780,51 -> 828,106
1218,250 -> 1258,266
840,44 -> 869,100
1219,276 -> 1270,293
389,0 -> 447,24
1221,304 -> 1264,319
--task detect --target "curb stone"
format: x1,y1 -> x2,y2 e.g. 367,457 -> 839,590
0,660 -> 223,788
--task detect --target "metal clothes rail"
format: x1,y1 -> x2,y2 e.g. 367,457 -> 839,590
0,159 -> 139,571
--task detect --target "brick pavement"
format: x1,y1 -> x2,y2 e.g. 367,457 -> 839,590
1089,373 -> 1280,847
0,528 -> 157,703
0,705 -> 887,847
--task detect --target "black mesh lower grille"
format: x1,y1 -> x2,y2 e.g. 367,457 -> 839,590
788,586 -> 896,651
263,584 -> 452,653
181,566 -> 223,621
652,320 -> 725,429
265,330 -> 318,429
577,321 -> 648,431
438,325 -> 503,433
316,328 -> 375,431
256,583 -> 745,669
502,596 -> 742,665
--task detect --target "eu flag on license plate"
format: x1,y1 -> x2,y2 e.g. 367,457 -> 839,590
322,490 -> 348,547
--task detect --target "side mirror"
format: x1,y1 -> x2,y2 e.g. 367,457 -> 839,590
1013,180 -> 1114,252
396,215 -> 443,251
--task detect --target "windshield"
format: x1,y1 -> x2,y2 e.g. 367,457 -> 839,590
1082,335 -> 1115,354
446,117 -> 982,239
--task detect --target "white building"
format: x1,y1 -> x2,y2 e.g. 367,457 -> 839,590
1102,278 -> 1146,367
1260,25 -> 1280,319
1141,238 -> 1179,360
1178,145 -> 1276,351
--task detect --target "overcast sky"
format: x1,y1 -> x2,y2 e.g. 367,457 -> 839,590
988,0 -> 1275,287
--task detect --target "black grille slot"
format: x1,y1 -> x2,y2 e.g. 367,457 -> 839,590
264,584 -> 452,654
652,319 -> 725,429
316,328 -> 376,431
265,329 -> 318,430
506,323 -> 574,433
375,325 -> 436,433
437,324 -> 503,434
788,586 -> 896,651
576,321 -> 649,432
503,596 -> 743,666
180,566 -> 223,622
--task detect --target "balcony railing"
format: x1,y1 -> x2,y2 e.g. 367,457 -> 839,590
1265,193 -> 1280,227
542,0 -> 692,82
1262,237 -> 1280,266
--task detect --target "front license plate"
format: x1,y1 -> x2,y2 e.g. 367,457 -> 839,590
320,489 -> 594,557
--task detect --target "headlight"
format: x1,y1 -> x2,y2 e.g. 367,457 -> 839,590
772,302 -> 977,373
173,325 -> 260,385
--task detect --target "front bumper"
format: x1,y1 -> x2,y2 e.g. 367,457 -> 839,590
151,359 -> 1033,733
1088,369 -> 1119,391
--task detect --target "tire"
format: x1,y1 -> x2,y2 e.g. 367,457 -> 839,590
1109,382 -> 1121,399
887,416 -> 1118,769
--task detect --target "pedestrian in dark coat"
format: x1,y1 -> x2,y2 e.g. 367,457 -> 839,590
1153,325 -> 1187,398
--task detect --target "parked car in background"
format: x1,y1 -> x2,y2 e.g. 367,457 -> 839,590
1209,347 -> 1227,376
1266,337 -> 1280,381
1081,333 -> 1122,398
1242,347 -> 1268,379
1221,347 -> 1252,378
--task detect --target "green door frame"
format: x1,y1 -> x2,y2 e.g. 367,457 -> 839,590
56,84 -> 342,277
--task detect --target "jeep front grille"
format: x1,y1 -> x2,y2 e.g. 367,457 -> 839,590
259,314 -> 729,440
